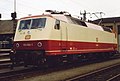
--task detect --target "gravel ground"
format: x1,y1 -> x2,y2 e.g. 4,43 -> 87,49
18,58 -> 120,81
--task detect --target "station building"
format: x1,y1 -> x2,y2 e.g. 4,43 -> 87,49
94,17 -> 120,51
0,20 -> 15,49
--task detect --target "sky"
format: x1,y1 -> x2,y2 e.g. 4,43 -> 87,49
0,0 -> 120,20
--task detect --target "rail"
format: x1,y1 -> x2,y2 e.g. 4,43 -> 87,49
66,63 -> 120,81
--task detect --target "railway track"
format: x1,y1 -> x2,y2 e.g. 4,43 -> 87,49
106,73 -> 120,81
0,66 -> 42,81
0,56 -> 119,81
66,61 -> 120,81
0,63 -> 80,81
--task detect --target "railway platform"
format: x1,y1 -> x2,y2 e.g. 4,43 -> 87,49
0,49 -> 11,53
0,49 -> 11,69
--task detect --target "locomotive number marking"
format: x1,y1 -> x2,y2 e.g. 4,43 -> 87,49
23,43 -> 33,46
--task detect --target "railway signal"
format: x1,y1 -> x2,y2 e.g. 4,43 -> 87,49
11,12 -> 17,34
11,12 -> 17,20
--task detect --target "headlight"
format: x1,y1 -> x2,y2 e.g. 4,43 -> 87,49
37,42 -> 42,47
16,43 -> 19,48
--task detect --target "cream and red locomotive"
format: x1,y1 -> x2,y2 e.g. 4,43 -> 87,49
10,11 -> 118,66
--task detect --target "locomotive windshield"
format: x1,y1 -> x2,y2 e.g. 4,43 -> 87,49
18,18 -> 46,29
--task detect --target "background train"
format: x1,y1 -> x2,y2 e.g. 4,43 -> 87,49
10,11 -> 118,66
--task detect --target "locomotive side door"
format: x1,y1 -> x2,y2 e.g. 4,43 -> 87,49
60,21 -> 68,52
54,19 -> 68,52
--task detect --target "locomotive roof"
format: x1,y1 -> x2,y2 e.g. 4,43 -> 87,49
20,14 -> 112,32
52,14 -> 104,31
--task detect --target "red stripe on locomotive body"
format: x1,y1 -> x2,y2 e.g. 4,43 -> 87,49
13,40 -> 117,55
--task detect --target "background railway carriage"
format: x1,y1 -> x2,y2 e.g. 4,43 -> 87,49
10,12 -> 118,66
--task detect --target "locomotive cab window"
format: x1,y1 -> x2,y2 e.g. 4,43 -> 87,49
18,18 -> 46,30
31,18 -> 46,29
54,20 -> 60,30
19,19 -> 31,29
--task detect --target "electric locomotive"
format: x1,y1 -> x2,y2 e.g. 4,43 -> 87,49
10,11 -> 118,66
